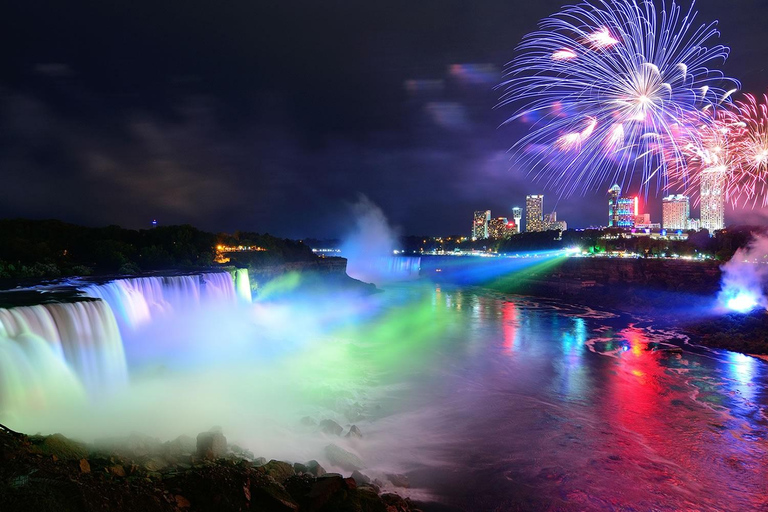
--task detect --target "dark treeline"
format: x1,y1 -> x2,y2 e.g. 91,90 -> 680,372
402,226 -> 765,261
0,219 -> 315,279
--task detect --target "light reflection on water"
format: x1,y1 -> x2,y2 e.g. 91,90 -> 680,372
381,283 -> 768,511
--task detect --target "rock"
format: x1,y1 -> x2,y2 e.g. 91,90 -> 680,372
79,458 -> 91,474
351,470 -> 371,485
196,431 -> 227,459
253,457 -> 267,467
381,492 -> 411,511
230,444 -> 255,460
293,462 -> 308,474
344,477 -> 357,490
174,495 -> 191,509
345,425 -> 363,439
250,484 -> 299,512
306,475 -> 345,510
385,473 -> 410,488
108,465 -> 126,477
35,433 -> 88,460
143,458 -> 169,472
261,460 -> 295,483
319,419 -> 343,436
305,460 -> 326,477
163,435 -> 196,458
300,416 -> 317,427
325,444 -> 365,471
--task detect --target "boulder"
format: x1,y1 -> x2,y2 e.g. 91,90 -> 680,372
345,425 -> 363,439
108,464 -> 126,477
163,435 -> 196,459
351,470 -> 371,485
293,462 -> 308,474
196,431 -> 227,459
306,475 -> 345,510
325,444 -> 364,471
261,460 -> 295,483
34,433 -> 88,460
305,460 -> 326,477
385,473 -> 410,488
319,419 -> 343,436
253,457 -> 267,467
79,458 -> 91,474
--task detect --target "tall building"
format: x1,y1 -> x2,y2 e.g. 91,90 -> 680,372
512,207 -> 522,234
617,196 -> 638,228
472,210 -> 491,240
488,217 -> 513,239
662,194 -> 690,230
700,170 -> 725,232
608,184 -> 621,227
525,195 -> 544,232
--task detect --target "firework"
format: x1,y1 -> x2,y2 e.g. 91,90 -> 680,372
733,94 -> 768,206
499,0 -> 737,195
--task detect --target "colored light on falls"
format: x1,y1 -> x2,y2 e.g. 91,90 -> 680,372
726,292 -> 760,313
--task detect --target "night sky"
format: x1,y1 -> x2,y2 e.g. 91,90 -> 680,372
3,0 -> 768,238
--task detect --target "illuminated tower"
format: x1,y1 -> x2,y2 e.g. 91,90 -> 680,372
617,196 -> 638,228
662,194 -> 690,230
525,195 -> 544,232
472,210 -> 491,240
700,170 -> 725,232
608,184 -> 621,227
512,207 -> 522,234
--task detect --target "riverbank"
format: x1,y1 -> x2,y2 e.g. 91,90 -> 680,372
420,255 -> 768,357
0,425 -> 422,512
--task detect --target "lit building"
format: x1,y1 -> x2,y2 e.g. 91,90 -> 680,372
472,210 -> 491,240
686,218 -> 700,231
525,195 -> 544,232
635,213 -> 651,226
662,194 -> 690,230
512,207 -> 522,234
617,196 -> 638,228
488,217 -> 514,239
608,184 -> 621,227
700,170 -> 725,232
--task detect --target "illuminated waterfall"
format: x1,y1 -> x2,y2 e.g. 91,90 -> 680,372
1,271 -> 242,421
234,268 -> 253,303
83,272 -> 239,330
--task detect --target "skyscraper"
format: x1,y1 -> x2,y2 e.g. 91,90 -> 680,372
617,196 -> 638,228
512,207 -> 522,234
662,194 -> 690,230
525,195 -> 544,232
608,184 -> 621,227
700,170 -> 725,232
472,210 -> 491,240
488,217 -> 512,239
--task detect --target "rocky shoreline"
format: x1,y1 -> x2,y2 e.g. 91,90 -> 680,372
0,424 -> 423,512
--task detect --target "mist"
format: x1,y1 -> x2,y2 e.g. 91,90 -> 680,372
718,233 -> 768,312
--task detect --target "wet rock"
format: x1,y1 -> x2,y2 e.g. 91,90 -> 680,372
230,444 -> 254,460
305,460 -> 326,477
79,458 -> 91,474
261,460 -> 295,483
253,456 -> 267,466
352,470 -> 371,485
293,462 -> 308,474
163,435 -> 196,458
319,419 -> 344,436
386,473 -> 410,488
143,458 -> 169,472
325,444 -> 364,471
108,464 -> 126,477
250,483 -> 299,512
345,425 -> 363,439
196,431 -> 227,459
381,492 -> 411,512
306,475 -> 345,510
34,433 -> 88,460
174,495 -> 191,509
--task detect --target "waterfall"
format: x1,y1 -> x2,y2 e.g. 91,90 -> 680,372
83,272 -> 239,331
0,300 -> 126,419
0,271 -> 241,422
234,268 -> 253,303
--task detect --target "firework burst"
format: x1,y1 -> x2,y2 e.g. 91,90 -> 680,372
499,0 -> 737,196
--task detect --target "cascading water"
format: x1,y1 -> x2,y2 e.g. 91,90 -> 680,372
0,271 -> 245,422
234,268 -> 253,303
